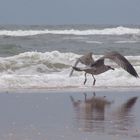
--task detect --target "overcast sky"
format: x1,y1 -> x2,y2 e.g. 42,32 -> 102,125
0,0 -> 140,25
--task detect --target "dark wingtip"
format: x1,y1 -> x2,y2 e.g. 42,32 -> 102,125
132,70 -> 139,78
133,74 -> 139,78
133,72 -> 139,78
136,74 -> 139,78
128,65 -> 139,78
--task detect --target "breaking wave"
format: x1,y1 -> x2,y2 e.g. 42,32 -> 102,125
0,26 -> 140,36
0,51 -> 139,89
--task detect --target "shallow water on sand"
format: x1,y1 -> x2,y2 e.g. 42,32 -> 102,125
0,89 -> 140,140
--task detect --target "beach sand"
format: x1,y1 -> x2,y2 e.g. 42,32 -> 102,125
0,88 -> 140,140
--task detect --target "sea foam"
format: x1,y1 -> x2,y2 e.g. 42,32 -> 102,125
0,51 -> 139,89
0,26 -> 140,36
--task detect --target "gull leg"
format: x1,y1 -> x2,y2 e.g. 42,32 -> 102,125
92,75 -> 96,86
84,73 -> 87,85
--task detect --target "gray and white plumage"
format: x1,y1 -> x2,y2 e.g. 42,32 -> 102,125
69,52 -> 94,77
72,51 -> 139,86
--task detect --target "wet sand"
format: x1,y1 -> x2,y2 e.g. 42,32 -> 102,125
0,88 -> 140,140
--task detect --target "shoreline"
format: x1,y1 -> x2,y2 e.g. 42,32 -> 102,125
1,86 -> 140,94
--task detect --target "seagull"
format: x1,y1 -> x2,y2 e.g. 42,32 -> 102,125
72,51 -> 139,86
69,52 -> 94,77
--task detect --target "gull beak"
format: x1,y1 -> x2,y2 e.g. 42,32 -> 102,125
111,67 -> 115,70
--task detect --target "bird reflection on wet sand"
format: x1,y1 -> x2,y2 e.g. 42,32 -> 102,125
70,93 -> 112,132
70,93 -> 138,134
111,96 -> 138,133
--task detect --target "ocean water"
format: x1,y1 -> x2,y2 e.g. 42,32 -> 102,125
0,25 -> 140,89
